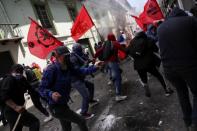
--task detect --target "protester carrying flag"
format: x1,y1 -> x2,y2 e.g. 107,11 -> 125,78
27,18 -> 63,59
94,33 -> 127,102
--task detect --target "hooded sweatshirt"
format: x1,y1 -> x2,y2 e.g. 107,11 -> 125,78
157,7 -> 197,68
94,33 -> 124,62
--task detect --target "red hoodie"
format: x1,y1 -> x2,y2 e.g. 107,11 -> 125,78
94,33 -> 124,62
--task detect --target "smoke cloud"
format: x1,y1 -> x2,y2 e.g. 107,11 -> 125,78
82,0 -> 136,40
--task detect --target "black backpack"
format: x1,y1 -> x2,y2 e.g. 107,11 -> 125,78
98,41 -> 115,61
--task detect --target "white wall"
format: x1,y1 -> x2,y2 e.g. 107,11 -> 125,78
47,0 -> 73,37
0,0 -> 101,70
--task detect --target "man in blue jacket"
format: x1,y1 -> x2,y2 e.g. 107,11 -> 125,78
70,43 -> 99,119
157,7 -> 197,131
39,46 -> 102,131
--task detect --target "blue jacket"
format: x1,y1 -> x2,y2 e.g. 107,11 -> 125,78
39,62 -> 97,105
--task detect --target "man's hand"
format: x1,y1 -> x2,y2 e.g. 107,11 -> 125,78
14,106 -> 25,113
95,61 -> 105,69
92,58 -> 96,64
52,92 -> 61,102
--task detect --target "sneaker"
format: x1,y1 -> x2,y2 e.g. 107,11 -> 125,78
107,81 -> 113,86
43,115 -> 53,123
115,95 -> 127,102
2,120 -> 8,126
165,88 -> 174,97
144,85 -> 151,97
89,99 -> 99,107
80,113 -> 94,120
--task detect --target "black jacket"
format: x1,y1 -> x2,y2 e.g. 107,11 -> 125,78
157,8 -> 197,68
127,32 -> 159,70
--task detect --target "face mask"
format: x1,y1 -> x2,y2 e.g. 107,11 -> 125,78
60,62 -> 68,70
12,73 -> 21,77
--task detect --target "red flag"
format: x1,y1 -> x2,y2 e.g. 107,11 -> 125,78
27,18 -> 63,59
132,0 -> 164,31
131,15 -> 146,31
71,5 -> 94,41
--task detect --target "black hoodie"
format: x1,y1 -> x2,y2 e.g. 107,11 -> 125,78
157,8 -> 197,68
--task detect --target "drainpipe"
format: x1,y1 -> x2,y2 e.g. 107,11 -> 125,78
177,0 -> 184,9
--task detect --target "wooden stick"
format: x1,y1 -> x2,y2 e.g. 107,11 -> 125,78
11,96 -> 30,131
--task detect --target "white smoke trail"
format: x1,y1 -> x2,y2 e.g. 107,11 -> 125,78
82,0 -> 137,39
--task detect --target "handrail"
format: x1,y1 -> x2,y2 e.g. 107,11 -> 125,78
0,23 -> 23,40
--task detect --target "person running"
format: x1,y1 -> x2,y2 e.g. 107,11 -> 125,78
0,64 -> 40,131
39,46 -> 103,131
127,31 -> 173,97
157,7 -> 197,130
70,43 -> 99,119
24,66 -> 53,123
94,33 -> 127,102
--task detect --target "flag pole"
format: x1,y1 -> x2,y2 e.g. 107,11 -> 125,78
93,24 -> 103,42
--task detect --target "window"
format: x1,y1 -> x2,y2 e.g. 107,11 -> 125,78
34,4 -> 52,29
67,6 -> 77,21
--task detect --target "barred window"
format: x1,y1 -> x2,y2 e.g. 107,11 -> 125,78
34,4 -> 52,29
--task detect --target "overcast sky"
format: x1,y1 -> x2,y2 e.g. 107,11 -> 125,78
128,0 -> 147,13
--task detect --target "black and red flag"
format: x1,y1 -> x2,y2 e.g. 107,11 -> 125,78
27,17 -> 63,59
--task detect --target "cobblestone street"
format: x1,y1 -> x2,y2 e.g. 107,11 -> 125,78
0,59 -> 186,131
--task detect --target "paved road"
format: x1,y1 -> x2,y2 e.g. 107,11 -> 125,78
0,59 -> 186,131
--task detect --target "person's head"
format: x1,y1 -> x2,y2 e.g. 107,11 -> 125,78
98,41 -> 103,46
168,7 -> 188,18
190,5 -> 197,17
107,33 -> 116,41
54,46 -> 71,70
10,64 -> 24,75
147,24 -> 156,32
72,43 -> 83,55
31,62 -> 40,69
135,31 -> 147,39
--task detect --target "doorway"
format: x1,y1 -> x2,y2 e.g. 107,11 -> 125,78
0,51 -> 14,77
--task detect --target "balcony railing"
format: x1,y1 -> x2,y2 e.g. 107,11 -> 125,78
0,24 -> 23,40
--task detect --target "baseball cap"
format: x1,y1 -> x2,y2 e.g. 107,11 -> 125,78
55,46 -> 70,56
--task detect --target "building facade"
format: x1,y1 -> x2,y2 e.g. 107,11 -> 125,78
158,0 -> 196,15
0,0 -> 132,77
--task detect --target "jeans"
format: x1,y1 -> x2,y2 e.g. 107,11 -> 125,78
71,80 -> 94,114
108,62 -> 122,95
137,67 -> 167,91
49,104 -> 88,131
4,106 -> 40,131
164,66 -> 197,126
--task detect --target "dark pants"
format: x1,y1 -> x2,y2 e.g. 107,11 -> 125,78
71,80 -> 94,114
4,106 -> 40,131
0,105 -> 7,125
164,66 -> 197,126
29,89 -> 49,117
49,104 -> 88,131
137,67 -> 167,91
